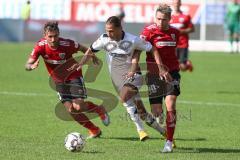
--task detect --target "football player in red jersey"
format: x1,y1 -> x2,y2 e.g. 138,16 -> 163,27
170,0 -> 195,72
140,4 -> 180,152
25,21 -> 110,139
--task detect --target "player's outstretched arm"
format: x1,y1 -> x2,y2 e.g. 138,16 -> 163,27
25,58 -> 39,71
78,44 -> 89,53
68,48 -> 95,71
91,54 -> 100,66
78,43 -> 99,65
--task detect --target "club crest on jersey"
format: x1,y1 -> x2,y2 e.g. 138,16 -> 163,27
140,35 -> 146,40
171,34 -> 176,41
105,41 -> 117,52
59,53 -> 66,59
179,17 -> 184,23
119,40 -> 132,51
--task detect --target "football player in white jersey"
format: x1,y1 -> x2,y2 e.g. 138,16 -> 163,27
69,16 -> 166,141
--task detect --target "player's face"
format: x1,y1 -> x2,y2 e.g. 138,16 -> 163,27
44,30 -> 59,47
105,23 -> 122,41
155,12 -> 170,30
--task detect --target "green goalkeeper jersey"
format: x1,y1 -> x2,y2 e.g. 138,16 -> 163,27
226,3 -> 240,25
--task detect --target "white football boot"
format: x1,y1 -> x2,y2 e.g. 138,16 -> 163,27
162,140 -> 173,153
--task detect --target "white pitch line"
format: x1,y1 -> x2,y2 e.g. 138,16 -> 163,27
0,91 -> 54,97
178,100 -> 240,107
0,91 -> 240,107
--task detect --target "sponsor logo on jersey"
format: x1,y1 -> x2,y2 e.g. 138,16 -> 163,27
170,23 -> 184,29
156,41 -> 176,47
140,35 -> 146,40
44,59 -> 66,64
104,41 -> 118,52
109,53 -> 128,57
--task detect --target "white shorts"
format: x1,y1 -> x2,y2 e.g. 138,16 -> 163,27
111,72 -> 143,92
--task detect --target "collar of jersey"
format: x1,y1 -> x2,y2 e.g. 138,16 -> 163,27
121,31 -> 125,40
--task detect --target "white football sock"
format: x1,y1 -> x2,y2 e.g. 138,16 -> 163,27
123,98 -> 144,132
144,113 -> 165,134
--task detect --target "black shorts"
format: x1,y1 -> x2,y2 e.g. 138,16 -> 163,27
146,71 -> 181,105
56,77 -> 87,103
176,48 -> 189,63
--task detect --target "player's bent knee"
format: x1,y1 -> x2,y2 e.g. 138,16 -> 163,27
72,99 -> 85,111
72,104 -> 81,111
120,86 -> 137,102
63,101 -> 73,112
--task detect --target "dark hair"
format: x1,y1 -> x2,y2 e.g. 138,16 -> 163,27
106,16 -> 122,28
44,21 -> 59,33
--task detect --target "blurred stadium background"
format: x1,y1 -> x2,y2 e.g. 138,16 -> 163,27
0,0 -> 236,52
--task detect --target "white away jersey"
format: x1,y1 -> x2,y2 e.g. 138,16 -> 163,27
90,31 -> 152,74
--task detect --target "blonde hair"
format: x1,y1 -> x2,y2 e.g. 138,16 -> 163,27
155,4 -> 172,18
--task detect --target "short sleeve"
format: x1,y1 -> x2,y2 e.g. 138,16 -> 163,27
71,40 -> 81,53
186,15 -> 194,29
134,36 -> 152,52
30,44 -> 42,60
90,34 -> 105,53
140,27 -> 151,42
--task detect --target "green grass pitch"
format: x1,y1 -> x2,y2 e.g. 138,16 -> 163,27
0,42 -> 240,160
